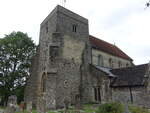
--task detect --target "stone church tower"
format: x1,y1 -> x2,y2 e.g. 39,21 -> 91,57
25,5 -> 91,110
25,5 -> 150,111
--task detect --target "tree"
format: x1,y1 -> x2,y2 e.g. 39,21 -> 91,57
146,0 -> 150,7
0,31 -> 36,105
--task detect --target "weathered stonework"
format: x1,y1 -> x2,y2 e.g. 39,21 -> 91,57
112,87 -> 150,108
25,5 -> 150,112
25,5 -> 91,111
24,50 -> 39,108
81,65 -> 112,104
92,48 -> 132,68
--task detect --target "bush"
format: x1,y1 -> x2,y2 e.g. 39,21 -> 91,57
96,102 -> 124,113
129,105 -> 150,113
83,104 -> 97,113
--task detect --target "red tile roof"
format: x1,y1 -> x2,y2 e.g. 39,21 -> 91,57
89,35 -> 133,61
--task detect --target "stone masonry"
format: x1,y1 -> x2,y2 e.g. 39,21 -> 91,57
25,5 -> 150,111
25,5 -> 91,111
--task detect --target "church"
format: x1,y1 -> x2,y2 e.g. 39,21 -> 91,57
24,5 -> 150,111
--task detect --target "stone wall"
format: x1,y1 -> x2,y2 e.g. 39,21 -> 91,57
25,5 -> 59,109
81,65 -> 112,104
92,48 -> 132,68
25,5 -> 149,111
46,73 -> 57,109
112,87 -> 131,103
24,51 -> 39,108
112,87 -> 150,108
62,35 -> 85,63
34,5 -> 91,111
55,61 -> 81,108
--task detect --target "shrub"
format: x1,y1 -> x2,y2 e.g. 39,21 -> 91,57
83,104 -> 97,113
96,102 -> 124,113
129,105 -> 150,113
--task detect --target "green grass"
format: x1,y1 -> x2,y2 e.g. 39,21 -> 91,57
47,111 -> 57,113
32,110 -> 38,113
0,106 -> 5,109
15,111 -> 29,113
3,103 -> 150,113
83,104 -> 98,113
96,102 -> 124,113
129,105 -> 150,113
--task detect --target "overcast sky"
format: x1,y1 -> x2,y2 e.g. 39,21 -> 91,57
0,0 -> 150,65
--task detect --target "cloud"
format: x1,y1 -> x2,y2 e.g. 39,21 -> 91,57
0,0 -> 149,64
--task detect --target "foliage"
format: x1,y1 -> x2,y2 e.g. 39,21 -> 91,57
83,104 -> 97,113
129,105 -> 150,113
9,104 -> 150,113
15,110 -> 38,113
15,111 -> 28,113
31,110 -> 38,113
146,1 -> 150,7
47,111 -> 57,113
96,102 -> 124,113
0,31 -> 36,105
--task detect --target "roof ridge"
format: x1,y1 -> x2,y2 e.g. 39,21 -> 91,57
89,35 -> 115,47
111,63 -> 148,71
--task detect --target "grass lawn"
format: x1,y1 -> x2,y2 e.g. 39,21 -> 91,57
1,103 -> 150,113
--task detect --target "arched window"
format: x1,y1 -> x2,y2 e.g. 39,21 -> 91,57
97,55 -> 103,66
41,73 -> 46,92
109,58 -> 113,68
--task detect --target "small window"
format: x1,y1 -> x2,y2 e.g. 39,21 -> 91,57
64,80 -> 69,88
41,73 -> 46,92
49,46 -> 59,61
98,55 -> 103,66
94,87 -> 101,102
109,58 -> 113,68
126,63 -> 129,67
72,24 -> 77,32
118,61 -> 122,68
46,22 -> 48,33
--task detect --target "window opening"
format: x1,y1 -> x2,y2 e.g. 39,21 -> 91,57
118,61 -> 122,68
94,87 -> 101,102
109,58 -> 113,68
72,24 -> 77,32
46,22 -> 48,33
98,55 -> 103,66
41,73 -> 46,92
49,46 -> 59,61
